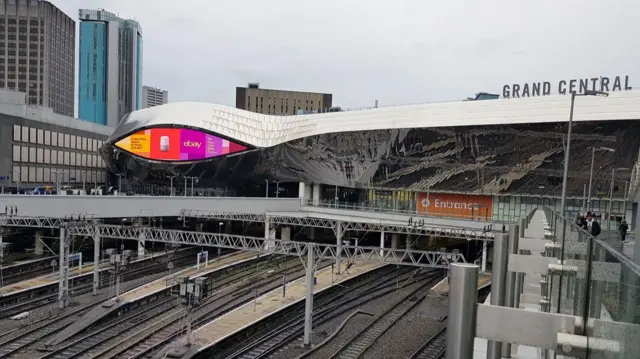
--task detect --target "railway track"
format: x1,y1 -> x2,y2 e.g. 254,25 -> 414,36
0,249 -> 197,319
219,267 -> 441,359
36,255 -> 307,359
0,250 -> 263,359
313,274 -> 440,359
408,326 -> 447,359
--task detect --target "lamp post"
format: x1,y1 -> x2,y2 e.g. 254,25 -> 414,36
587,147 -> 615,211
265,180 -> 269,198
560,90 -> 609,219
607,168 -> 630,230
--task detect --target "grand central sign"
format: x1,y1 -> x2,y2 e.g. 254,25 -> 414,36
502,75 -> 632,98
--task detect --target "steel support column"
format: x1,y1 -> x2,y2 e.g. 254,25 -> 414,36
487,231 -> 509,359
481,240 -> 487,273
447,263 -> 479,359
502,224 -> 520,357
93,231 -> 100,295
335,221 -> 343,274
58,227 -> 69,309
303,244 -> 315,346
380,231 -> 385,257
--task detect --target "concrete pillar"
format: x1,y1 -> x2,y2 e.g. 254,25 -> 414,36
307,227 -> 316,241
405,235 -> 413,250
312,184 -> 321,206
281,227 -> 291,241
299,182 -> 311,203
35,230 -> 45,256
391,233 -> 400,250
264,220 -> 276,251
137,232 -> 146,258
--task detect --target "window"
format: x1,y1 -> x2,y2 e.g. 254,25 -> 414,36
28,147 -> 35,162
63,151 -> 69,165
58,133 -> 63,147
12,165 -> 20,183
70,135 -> 76,149
13,125 -> 20,141
43,167 -> 50,182
64,134 -> 70,148
51,150 -> 57,164
70,152 -> 76,166
20,166 -> 28,182
20,146 -> 28,162
52,132 -> 58,146
36,167 -> 43,182
21,126 -> 28,142
76,136 -> 81,150
29,127 -> 36,143
44,130 -> 50,145
36,148 -> 43,163
76,153 -> 81,166
12,145 -> 20,161
82,137 -> 87,151
37,129 -> 43,144
44,149 -> 50,163
57,151 -> 63,164
28,166 -> 35,182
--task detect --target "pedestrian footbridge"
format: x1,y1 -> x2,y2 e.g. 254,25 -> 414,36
0,195 -> 499,239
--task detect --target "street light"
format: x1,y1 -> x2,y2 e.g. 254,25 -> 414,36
560,89 -> 609,218
587,147 -> 615,211
607,167 -> 630,230
265,180 -> 269,198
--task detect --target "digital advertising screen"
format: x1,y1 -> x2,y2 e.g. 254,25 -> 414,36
115,128 -> 248,161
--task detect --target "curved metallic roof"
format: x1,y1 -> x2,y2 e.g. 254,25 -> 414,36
108,91 -> 640,148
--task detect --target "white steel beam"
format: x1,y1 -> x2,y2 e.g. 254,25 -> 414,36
69,224 -> 465,268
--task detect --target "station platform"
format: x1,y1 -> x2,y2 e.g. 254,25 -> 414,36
46,250 -> 261,346
2,255 -> 55,269
119,251 -> 259,302
167,260 -> 385,356
432,272 -> 492,294
0,250 -> 167,297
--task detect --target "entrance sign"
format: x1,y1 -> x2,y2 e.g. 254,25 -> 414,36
502,75 -> 632,98
416,193 -> 493,220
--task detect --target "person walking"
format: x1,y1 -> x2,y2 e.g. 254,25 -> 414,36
585,212 -> 601,237
619,220 -> 629,243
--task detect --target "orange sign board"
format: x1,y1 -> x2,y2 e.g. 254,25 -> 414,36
416,193 -> 493,219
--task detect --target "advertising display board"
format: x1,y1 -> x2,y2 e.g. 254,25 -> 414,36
416,192 -> 493,219
115,128 -> 247,161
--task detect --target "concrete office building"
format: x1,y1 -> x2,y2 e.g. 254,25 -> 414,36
0,0 -> 75,116
77,9 -> 143,127
0,88 -> 112,191
142,86 -> 168,108
235,83 -> 333,115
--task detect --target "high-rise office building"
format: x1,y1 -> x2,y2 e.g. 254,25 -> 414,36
142,86 -> 168,108
77,9 -> 143,127
235,83 -> 333,115
0,0 -> 75,116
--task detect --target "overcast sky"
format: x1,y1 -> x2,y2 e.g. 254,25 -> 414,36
58,0 -> 639,109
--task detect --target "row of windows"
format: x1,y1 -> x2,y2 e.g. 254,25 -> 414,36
13,125 -> 105,151
12,145 -> 106,168
11,165 -> 106,184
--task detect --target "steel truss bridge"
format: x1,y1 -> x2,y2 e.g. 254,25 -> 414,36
179,209 -> 497,240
